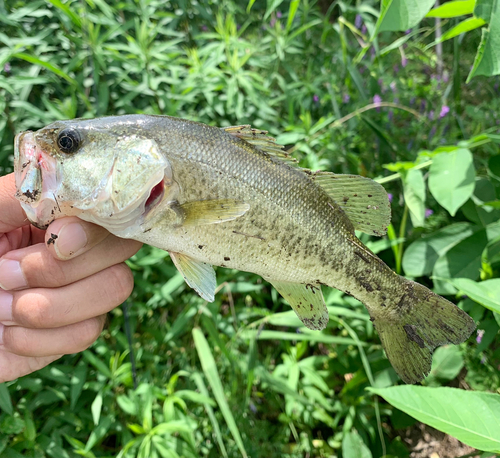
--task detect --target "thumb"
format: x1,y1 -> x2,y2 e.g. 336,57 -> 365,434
0,173 -> 29,233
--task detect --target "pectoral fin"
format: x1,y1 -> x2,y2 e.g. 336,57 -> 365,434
267,280 -> 329,330
179,199 -> 250,226
169,252 -> 216,302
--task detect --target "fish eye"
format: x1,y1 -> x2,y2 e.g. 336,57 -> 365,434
57,129 -> 81,154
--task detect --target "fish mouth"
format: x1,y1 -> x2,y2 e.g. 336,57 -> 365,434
14,131 -> 61,229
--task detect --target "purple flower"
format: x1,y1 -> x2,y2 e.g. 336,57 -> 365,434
405,29 -> 412,35
425,209 -> 433,218
393,64 -> 399,74
439,105 -> 450,118
361,24 -> 367,34
388,193 -> 393,203
201,25 -> 208,31
476,329 -> 485,344
373,94 -> 382,104
420,100 -> 426,112
428,110 -> 435,120
390,81 -> 397,92
313,94 -> 319,103
388,111 -> 393,121
355,14 -> 362,29
342,94 -> 350,103
277,10 -> 282,18
3,62 -> 10,73
270,18 -> 276,27
401,56 -> 408,68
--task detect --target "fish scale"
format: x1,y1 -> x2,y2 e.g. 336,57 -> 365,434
14,114 -> 475,383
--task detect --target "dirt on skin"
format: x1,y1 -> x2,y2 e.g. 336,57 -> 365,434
404,423 -> 479,458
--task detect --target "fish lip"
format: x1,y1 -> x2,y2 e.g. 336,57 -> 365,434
14,131 -> 61,229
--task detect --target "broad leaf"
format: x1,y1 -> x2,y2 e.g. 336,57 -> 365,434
451,278 -> 500,314
368,386 -> 500,453
402,168 -> 425,228
342,430 -> 372,458
377,0 -> 436,33
427,345 -> 464,381
468,0 -> 500,81
432,221 -> 500,294
428,149 -> 476,216
402,222 -> 475,277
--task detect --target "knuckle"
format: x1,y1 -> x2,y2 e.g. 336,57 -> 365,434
13,293 -> 53,328
4,326 -> 32,356
22,252 -> 68,288
104,263 -> 134,305
71,317 -> 104,351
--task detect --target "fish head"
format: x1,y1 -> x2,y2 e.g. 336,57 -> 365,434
14,117 -> 172,237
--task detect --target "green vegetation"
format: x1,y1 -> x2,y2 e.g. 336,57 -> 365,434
1,0 -> 500,456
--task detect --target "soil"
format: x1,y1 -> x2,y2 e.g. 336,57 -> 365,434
404,423 -> 479,458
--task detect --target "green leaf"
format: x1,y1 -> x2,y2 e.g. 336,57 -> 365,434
0,384 -> 13,416
427,345 -> 464,381
428,149 -> 476,216
12,53 -> 76,85
239,329 -> 365,346
368,386 -> 500,453
475,0 -> 494,21
467,1 -> 500,81
286,0 -> 300,31
85,416 -> 113,452
70,363 -> 87,410
426,0 -> 475,17
426,17 -> 486,49
402,168 -> 426,228
192,328 -> 248,458
0,416 -> 24,435
402,222 -> 475,277
91,391 -> 103,426
450,278 -> 500,313
342,430 -> 372,458
432,221 -> 500,294
377,0 -> 436,33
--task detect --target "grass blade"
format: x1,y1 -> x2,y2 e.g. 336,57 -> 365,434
192,328 -> 248,458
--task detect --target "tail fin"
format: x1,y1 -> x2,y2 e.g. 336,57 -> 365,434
373,280 -> 475,384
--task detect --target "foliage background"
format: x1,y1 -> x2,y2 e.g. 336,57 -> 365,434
0,0 -> 500,456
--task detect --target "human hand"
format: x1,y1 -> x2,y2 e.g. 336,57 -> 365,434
0,173 -> 142,382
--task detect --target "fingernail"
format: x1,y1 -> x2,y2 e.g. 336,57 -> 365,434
55,223 -> 88,258
0,291 -> 12,322
0,259 -> 28,290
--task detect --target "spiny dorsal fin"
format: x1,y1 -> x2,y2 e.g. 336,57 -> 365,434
266,279 -> 329,330
222,125 -> 299,167
310,172 -> 391,237
169,252 -> 216,302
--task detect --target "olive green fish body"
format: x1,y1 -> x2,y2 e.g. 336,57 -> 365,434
14,115 -> 475,383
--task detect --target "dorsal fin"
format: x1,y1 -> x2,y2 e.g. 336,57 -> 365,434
222,125 -> 299,167
310,172 -> 391,236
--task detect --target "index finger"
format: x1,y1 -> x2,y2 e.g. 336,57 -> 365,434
0,174 -> 29,233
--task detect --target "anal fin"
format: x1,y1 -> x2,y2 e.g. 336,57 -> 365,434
169,252 -> 216,302
267,280 -> 329,330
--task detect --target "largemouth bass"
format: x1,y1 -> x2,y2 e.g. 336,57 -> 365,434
13,115 -> 475,383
